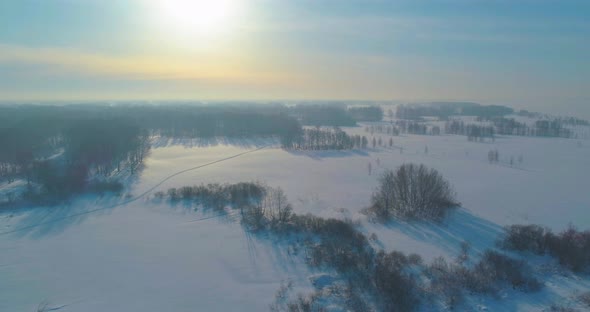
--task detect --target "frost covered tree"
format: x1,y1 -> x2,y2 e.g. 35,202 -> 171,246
264,187 -> 292,226
371,164 -> 459,220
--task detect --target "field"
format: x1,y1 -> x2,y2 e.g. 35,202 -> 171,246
1,118 -> 590,311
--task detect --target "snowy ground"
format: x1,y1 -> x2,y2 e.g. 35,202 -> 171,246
1,127 -> 589,311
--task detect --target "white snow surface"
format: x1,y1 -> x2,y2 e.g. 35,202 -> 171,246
1,128 -> 590,311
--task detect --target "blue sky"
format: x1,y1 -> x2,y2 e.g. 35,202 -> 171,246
0,0 -> 588,116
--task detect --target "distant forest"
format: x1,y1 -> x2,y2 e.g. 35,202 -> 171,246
392,102 -> 585,140
285,127 -> 368,150
0,103 -> 381,205
396,102 -> 515,120
446,117 -> 577,140
292,104 -> 383,125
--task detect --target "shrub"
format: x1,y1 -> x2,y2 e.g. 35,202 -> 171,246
308,239 -> 372,273
426,256 -> 473,308
179,186 -> 194,199
546,304 -> 578,312
288,215 -> 372,274
161,182 -> 267,211
374,251 -> 421,312
501,224 -> 551,254
472,250 -> 542,292
153,191 -> 165,199
579,291 -> 590,307
546,226 -> 590,272
426,250 -> 541,308
370,164 -> 459,220
408,253 -> 423,266
263,187 -> 293,228
167,188 -> 179,201
241,204 -> 267,232
226,182 -> 266,206
501,224 -> 590,272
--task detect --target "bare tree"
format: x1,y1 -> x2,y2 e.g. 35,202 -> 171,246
371,164 -> 459,220
264,187 -> 292,226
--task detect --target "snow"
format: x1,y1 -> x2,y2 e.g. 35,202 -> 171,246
1,126 -> 590,311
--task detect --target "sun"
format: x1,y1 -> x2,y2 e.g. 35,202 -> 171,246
154,0 -> 237,37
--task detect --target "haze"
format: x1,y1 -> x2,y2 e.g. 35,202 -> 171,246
0,0 -> 589,117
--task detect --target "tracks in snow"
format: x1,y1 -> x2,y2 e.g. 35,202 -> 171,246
0,145 -> 269,236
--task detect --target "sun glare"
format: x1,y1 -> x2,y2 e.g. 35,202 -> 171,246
155,0 -> 237,37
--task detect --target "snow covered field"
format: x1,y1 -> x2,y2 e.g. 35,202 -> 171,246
1,126 -> 589,311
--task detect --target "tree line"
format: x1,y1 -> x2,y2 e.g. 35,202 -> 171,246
290,104 -> 384,126
348,106 -> 383,121
478,117 -> 574,138
445,120 -> 496,141
283,127 -> 369,150
396,103 -> 514,120
0,114 -> 150,204
445,117 -> 575,140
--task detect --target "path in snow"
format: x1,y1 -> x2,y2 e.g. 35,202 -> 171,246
0,145 -> 268,237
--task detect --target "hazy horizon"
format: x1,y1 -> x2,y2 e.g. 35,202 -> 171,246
1,0 -> 589,119
1,98 -> 589,120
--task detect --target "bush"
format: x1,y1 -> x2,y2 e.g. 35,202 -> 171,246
161,182 -> 267,211
546,304 -> 578,312
370,164 -> 459,220
241,204 -> 267,232
579,291 -> 590,307
546,226 -> 590,272
167,188 -> 179,201
472,250 -> 542,292
501,224 -> 590,272
374,251 -> 421,311
286,215 -> 373,274
226,182 -> 266,206
426,256 -> 473,308
426,250 -> 541,308
263,187 -> 293,227
501,224 -> 551,254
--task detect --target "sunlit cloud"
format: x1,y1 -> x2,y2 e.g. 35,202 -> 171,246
0,44 -> 288,83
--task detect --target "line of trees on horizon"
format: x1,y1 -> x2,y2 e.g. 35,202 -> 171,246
396,103 -> 514,120
446,117 -> 575,139
282,126 -> 369,150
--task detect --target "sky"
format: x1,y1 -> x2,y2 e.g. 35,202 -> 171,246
0,0 -> 588,116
